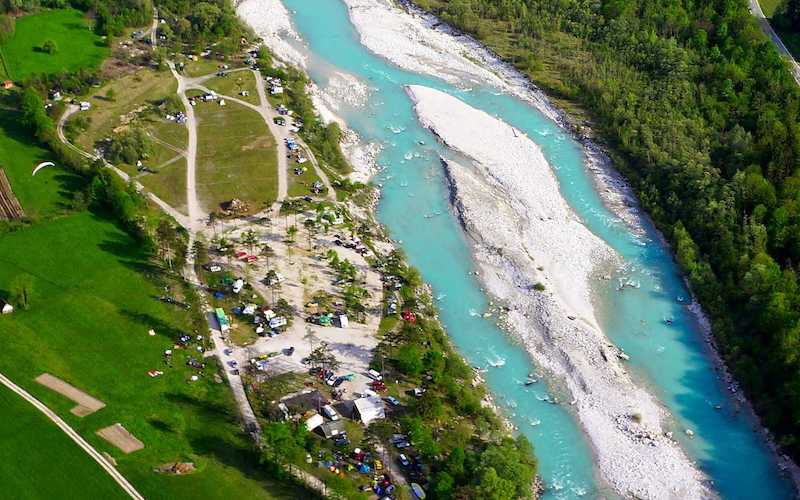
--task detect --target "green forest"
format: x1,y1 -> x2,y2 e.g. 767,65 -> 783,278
413,0 -> 800,460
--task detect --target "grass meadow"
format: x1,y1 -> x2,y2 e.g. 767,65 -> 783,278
0,384 -> 127,499
0,104 -> 81,219
204,71 -> 260,105
1,9 -> 108,80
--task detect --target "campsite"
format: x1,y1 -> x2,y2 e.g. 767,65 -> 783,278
0,3 -> 538,499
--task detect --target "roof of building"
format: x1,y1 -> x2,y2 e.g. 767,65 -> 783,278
353,396 -> 385,425
282,390 -> 329,413
318,420 -> 347,438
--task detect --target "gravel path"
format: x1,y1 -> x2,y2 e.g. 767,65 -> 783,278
168,62 -> 205,232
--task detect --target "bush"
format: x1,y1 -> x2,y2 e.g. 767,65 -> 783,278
0,14 -> 15,44
394,344 -> 423,375
8,273 -> 34,310
41,39 -> 58,54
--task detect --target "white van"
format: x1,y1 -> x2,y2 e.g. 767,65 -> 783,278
367,369 -> 382,381
322,404 -> 339,421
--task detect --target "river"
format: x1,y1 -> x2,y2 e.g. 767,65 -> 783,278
268,0 -> 795,497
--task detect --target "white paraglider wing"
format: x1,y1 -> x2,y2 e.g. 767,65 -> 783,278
32,161 -> 55,176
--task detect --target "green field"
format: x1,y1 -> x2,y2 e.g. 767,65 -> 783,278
195,100 -> 278,213
0,384 -> 127,499
1,9 -> 109,81
0,105 -> 80,219
0,212 -> 306,499
204,71 -> 260,105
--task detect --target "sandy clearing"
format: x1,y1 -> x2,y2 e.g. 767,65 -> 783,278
35,373 -> 106,417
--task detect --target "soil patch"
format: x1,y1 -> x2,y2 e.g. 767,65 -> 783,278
96,423 -> 144,454
35,373 -> 105,417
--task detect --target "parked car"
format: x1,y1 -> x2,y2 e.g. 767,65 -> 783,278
228,360 -> 238,368
385,396 -> 400,407
398,454 -> 410,467
367,369 -> 383,381
322,404 -> 340,421
284,346 -> 295,356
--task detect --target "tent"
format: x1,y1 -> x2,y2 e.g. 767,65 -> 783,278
1,299 -> 12,314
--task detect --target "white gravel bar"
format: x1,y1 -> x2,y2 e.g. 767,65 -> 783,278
406,84 -> 712,499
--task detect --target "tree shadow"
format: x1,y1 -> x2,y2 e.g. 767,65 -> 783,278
164,392 -> 236,422
147,417 -> 175,433
188,430 -> 315,497
119,309 -> 184,341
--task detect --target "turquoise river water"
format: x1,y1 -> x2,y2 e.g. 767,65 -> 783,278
278,0 -> 795,497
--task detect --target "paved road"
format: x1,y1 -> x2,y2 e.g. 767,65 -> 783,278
0,373 -> 145,500
150,7 -> 158,50
750,0 -> 800,84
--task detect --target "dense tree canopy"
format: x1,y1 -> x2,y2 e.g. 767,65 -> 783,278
416,0 -> 800,458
